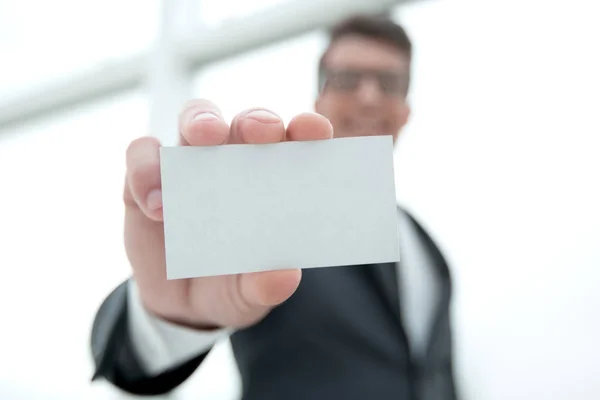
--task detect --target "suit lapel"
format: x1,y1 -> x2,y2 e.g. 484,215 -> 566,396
402,210 -> 453,363
368,262 -> 401,322
367,206 -> 454,357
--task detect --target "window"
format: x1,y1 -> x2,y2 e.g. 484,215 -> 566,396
0,91 -> 148,398
193,31 -> 327,124
0,0 -> 159,97
197,0 -> 292,26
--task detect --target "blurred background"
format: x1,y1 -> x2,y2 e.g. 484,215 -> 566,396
0,0 -> 599,398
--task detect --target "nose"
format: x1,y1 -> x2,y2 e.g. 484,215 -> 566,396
355,77 -> 383,105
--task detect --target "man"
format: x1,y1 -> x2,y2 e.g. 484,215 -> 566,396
91,15 -> 458,400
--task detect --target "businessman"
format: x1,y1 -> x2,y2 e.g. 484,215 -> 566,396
91,15 -> 458,400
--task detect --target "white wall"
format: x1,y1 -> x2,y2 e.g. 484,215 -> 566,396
393,1 -> 600,398
0,0 -> 598,399
0,92 -> 149,399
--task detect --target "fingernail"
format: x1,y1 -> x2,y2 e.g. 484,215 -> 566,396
193,112 -> 220,121
147,189 -> 163,210
245,109 -> 280,123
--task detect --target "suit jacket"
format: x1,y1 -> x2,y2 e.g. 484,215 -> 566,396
90,208 -> 458,400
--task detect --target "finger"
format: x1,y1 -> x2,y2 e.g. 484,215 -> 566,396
286,112 -> 334,141
238,269 -> 302,308
178,99 -> 230,146
125,136 -> 163,221
229,108 -> 286,144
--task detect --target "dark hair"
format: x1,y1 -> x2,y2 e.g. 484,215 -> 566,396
318,15 -> 412,92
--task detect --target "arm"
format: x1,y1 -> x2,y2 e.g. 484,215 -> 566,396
90,279 -> 230,396
96,102 -> 323,395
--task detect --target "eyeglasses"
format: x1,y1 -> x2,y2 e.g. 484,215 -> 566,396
319,68 -> 409,97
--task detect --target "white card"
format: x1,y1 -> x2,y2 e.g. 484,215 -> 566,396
160,136 -> 400,279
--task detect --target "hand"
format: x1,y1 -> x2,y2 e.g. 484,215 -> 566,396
123,100 -> 334,329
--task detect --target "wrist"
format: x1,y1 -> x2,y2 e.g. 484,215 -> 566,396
139,296 -> 223,332
158,314 -> 223,332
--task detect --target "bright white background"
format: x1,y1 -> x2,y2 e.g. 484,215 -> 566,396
0,0 -> 599,399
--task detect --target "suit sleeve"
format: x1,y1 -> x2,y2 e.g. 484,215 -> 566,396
89,280 -> 209,396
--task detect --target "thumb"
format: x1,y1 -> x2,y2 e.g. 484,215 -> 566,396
238,269 -> 302,308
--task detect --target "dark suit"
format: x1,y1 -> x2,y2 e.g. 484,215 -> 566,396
91,208 -> 458,399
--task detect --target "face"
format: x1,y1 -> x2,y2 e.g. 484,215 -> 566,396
315,35 -> 411,144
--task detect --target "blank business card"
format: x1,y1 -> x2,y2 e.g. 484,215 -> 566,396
160,136 -> 400,279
